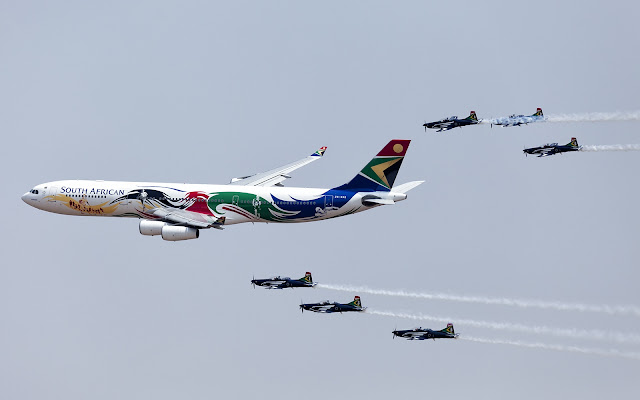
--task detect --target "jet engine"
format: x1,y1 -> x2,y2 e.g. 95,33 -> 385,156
161,225 -> 199,241
139,220 -> 166,236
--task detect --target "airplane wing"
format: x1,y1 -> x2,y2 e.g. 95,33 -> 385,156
261,280 -> 287,289
309,304 -> 335,312
405,332 -> 429,340
229,147 -> 327,187
147,207 -> 223,229
431,121 -> 455,132
537,148 -> 559,157
266,284 -> 287,289
441,123 -> 456,132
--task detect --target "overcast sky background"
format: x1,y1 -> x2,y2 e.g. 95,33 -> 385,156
2,1 -> 640,398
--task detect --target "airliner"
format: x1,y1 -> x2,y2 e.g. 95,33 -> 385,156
22,139 -> 423,241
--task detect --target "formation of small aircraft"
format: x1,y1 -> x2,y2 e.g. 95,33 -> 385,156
251,272 -> 316,289
422,107 -> 593,159
392,324 -> 459,340
251,271 -> 459,340
422,108 -> 547,132
423,111 -> 479,132
523,137 -> 582,157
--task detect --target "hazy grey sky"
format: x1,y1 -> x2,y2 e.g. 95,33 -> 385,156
2,1 -> 639,398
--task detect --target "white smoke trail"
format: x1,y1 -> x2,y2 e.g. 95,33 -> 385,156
480,117 -> 539,126
580,144 -> 640,152
462,335 -> 640,361
546,111 -> 640,123
317,283 -> 640,318
366,309 -> 640,345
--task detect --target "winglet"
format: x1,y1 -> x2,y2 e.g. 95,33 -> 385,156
311,147 -> 327,157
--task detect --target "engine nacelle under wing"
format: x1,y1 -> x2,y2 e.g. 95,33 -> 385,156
161,225 -> 199,241
139,220 -> 166,236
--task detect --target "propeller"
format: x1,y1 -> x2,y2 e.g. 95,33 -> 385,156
252,275 -> 255,289
300,300 -> 304,313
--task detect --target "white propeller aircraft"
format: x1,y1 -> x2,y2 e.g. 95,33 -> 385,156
22,140 -> 423,241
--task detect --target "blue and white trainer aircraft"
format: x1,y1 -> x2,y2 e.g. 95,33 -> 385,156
491,107 -> 545,127
22,140 -> 423,241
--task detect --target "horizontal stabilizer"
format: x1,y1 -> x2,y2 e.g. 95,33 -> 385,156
362,198 -> 395,205
392,180 -> 425,194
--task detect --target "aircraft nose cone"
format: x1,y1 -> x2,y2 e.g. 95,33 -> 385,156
21,192 -> 30,204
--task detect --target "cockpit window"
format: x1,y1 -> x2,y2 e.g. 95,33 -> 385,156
31,189 -> 39,194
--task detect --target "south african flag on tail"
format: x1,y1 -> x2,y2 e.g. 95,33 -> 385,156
441,323 -> 455,335
332,139 -> 411,192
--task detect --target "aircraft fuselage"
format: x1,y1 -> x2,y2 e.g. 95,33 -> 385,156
22,180 -> 407,226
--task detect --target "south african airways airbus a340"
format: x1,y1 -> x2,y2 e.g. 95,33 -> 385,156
22,140 -> 423,241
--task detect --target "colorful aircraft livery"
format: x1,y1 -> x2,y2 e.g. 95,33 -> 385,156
22,140 -> 423,241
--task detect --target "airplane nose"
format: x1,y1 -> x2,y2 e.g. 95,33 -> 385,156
21,192 -> 30,204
